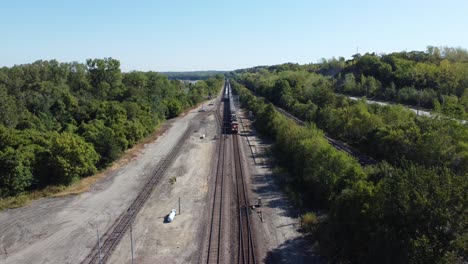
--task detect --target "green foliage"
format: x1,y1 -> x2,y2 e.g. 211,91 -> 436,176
327,163 -> 466,263
165,99 -> 183,118
232,74 -> 467,263
47,132 -> 99,185
0,85 -> 21,128
0,59 -> 223,198
0,147 -> 34,198
235,68 -> 468,175
301,212 -> 318,233
233,81 -> 366,207
78,120 -> 123,167
160,71 -> 226,80
288,47 -> 468,119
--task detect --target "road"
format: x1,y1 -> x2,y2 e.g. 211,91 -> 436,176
346,95 -> 467,124
347,96 -> 433,117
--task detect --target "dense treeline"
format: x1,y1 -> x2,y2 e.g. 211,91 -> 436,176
234,46 -> 468,119
232,81 -> 467,263
236,69 -> 468,176
0,58 -> 223,198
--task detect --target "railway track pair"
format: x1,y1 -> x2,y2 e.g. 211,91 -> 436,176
274,106 -> 376,166
82,125 -> 193,264
206,95 -> 228,264
205,85 -> 256,264
233,135 -> 256,264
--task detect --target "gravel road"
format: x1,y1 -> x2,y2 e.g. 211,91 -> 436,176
236,107 -> 322,264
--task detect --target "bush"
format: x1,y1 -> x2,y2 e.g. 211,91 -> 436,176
0,147 -> 34,198
301,212 -> 318,232
47,133 -> 99,185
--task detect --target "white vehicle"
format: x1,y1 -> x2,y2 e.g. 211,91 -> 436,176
167,209 -> 177,222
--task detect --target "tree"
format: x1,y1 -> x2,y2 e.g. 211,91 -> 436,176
47,133 -> 99,185
0,85 -> 20,128
79,120 -> 122,167
165,99 -> 183,118
0,147 -> 34,197
86,58 -> 123,99
342,73 -> 357,94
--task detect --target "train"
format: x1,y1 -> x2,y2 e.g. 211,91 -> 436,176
224,80 -> 238,134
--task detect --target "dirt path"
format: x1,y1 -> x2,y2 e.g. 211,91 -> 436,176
0,100 -> 218,264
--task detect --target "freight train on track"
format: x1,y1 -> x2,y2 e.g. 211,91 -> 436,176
206,79 -> 256,264
224,80 -> 238,134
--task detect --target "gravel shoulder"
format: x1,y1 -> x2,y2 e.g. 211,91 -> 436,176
0,100 -> 217,264
236,107 -> 322,264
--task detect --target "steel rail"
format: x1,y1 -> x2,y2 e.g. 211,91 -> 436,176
233,134 -> 256,264
206,88 -> 228,264
82,125 -> 193,264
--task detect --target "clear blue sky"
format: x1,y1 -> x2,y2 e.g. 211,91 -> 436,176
1,0 -> 467,71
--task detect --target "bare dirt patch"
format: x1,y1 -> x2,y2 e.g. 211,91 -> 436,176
108,105 -> 219,263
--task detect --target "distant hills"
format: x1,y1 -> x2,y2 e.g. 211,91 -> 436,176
160,71 -> 227,80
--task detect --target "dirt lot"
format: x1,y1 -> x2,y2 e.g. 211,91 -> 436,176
0,100 -> 218,264
108,110 -> 218,263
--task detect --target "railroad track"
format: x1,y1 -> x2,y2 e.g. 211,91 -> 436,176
205,82 -> 256,263
206,92 -> 228,264
274,106 -> 376,165
82,125 -> 193,264
233,134 -> 256,264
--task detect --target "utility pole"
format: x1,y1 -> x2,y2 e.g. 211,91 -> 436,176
417,88 -> 421,116
130,223 -> 134,264
97,228 -> 102,264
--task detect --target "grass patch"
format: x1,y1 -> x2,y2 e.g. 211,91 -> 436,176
302,212 -> 318,232
0,185 -> 66,210
169,176 -> 177,185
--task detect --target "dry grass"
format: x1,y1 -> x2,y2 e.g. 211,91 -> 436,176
0,185 -> 66,210
301,212 -> 318,233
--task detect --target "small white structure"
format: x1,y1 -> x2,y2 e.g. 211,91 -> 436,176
167,209 -> 177,222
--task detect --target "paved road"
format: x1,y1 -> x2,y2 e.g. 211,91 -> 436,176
346,95 -> 467,124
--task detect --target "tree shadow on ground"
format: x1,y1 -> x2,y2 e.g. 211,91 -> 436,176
250,173 -> 299,218
264,235 -> 322,264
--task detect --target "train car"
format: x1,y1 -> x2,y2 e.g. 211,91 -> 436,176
229,89 -> 238,134
224,82 -> 229,102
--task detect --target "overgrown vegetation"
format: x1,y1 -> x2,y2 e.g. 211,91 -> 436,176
0,58 -> 223,200
232,79 -> 467,263
235,64 -> 468,176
